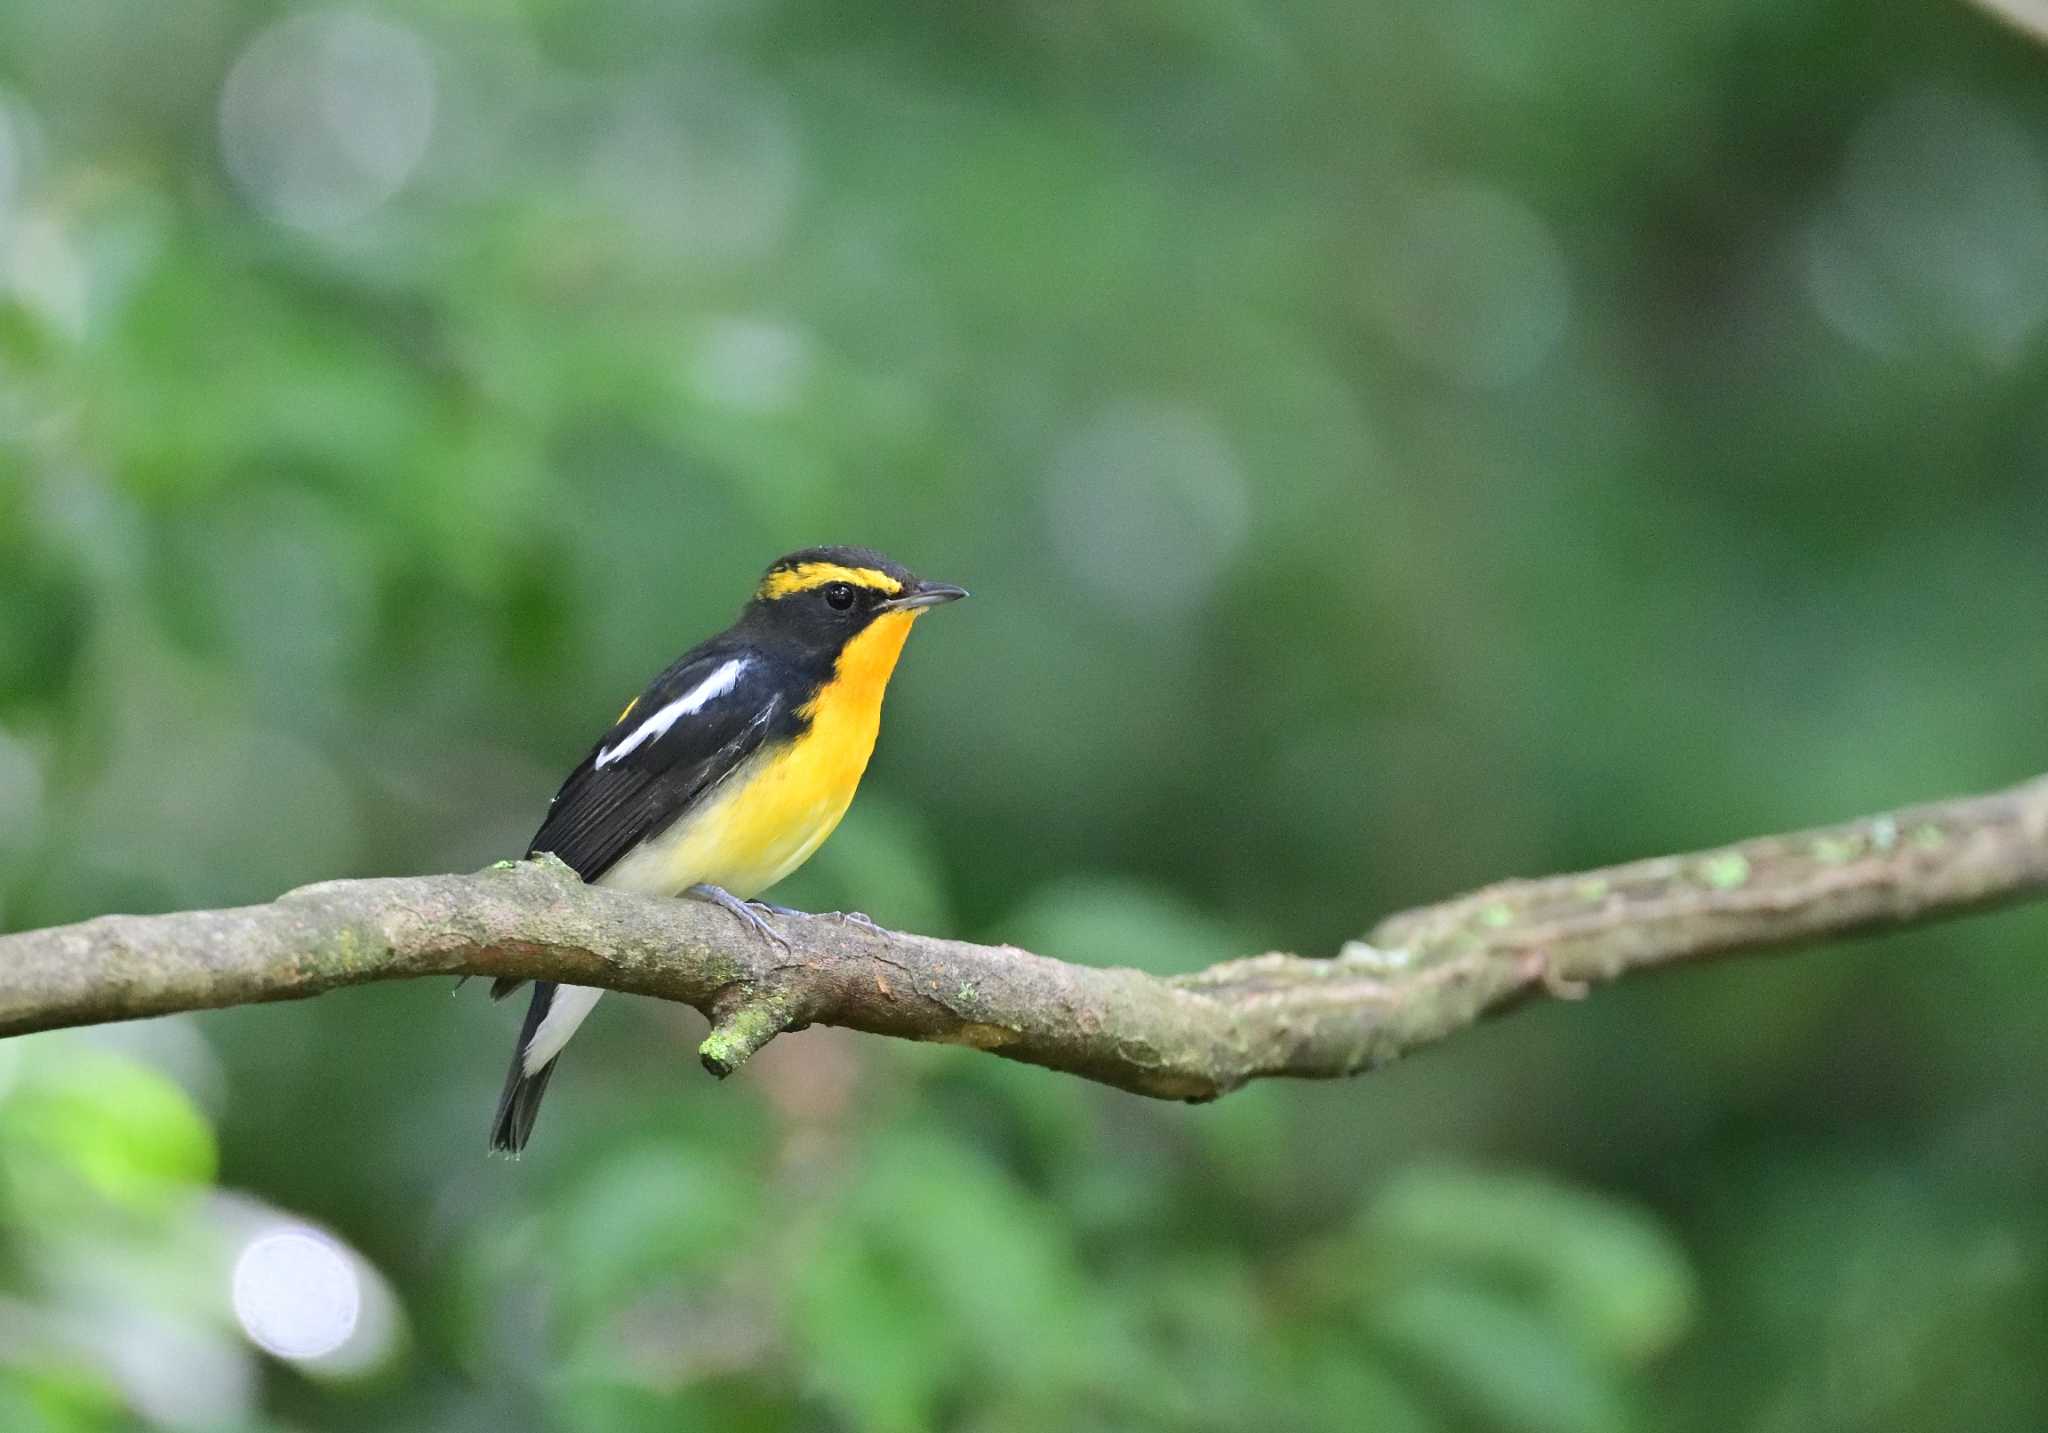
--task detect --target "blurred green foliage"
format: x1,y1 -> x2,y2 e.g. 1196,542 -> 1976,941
3,0 -> 2048,1429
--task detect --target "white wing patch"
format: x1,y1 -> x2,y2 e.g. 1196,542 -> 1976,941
594,658 -> 746,770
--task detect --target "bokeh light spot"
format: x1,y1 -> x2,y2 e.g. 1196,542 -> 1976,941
231,1228 -> 361,1360
7,212 -> 89,338
589,72 -> 800,269
689,316 -> 814,413
0,97 -> 19,237
219,10 -> 436,231
1046,399 -> 1250,619
1368,180 -> 1571,388
1803,85 -> 2048,367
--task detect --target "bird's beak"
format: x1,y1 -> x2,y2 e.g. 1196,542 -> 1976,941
882,580 -> 970,613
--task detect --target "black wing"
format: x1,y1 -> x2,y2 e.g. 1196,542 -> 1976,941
525,643 -> 790,882
490,642 -> 794,1147
487,644 -> 788,1009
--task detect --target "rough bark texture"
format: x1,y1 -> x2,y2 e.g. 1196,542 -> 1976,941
3,774 -> 2046,1101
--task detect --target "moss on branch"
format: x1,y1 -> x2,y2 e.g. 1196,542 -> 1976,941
3,776 -> 2046,1100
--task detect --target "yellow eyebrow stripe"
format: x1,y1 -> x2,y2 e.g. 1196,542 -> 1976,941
757,562 -> 905,600
617,696 -> 639,722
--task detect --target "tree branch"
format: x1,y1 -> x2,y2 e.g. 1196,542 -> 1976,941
4,774 -> 2046,1101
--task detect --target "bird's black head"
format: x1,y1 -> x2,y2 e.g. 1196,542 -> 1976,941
738,546 -> 967,663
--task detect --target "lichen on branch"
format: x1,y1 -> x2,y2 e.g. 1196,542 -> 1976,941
2,775 -> 2045,1101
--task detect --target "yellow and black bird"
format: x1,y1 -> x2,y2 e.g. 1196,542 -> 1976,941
489,546 -> 967,1152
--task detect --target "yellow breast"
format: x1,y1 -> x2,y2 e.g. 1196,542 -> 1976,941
599,611 -> 919,900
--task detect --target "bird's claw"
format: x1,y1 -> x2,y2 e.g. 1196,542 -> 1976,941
700,892 -> 887,942
688,884 -> 792,951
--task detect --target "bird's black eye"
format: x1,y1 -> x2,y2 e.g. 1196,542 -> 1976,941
823,582 -> 856,611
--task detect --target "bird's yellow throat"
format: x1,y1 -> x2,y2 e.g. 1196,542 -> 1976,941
801,608 -> 918,726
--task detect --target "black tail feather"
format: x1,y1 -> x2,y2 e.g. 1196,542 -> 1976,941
490,981 -> 559,1154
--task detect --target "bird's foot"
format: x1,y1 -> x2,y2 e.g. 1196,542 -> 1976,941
688,884 -> 792,950
743,900 -> 890,939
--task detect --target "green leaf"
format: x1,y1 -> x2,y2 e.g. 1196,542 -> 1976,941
543,1142 -> 755,1330
0,1364 -> 128,1433
1372,1277 -> 1634,1433
792,1130 -> 1123,1429
0,299 -> 58,371
1285,1333 -> 1437,1433
0,1050 -> 216,1217
1365,1166 -> 1697,1363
